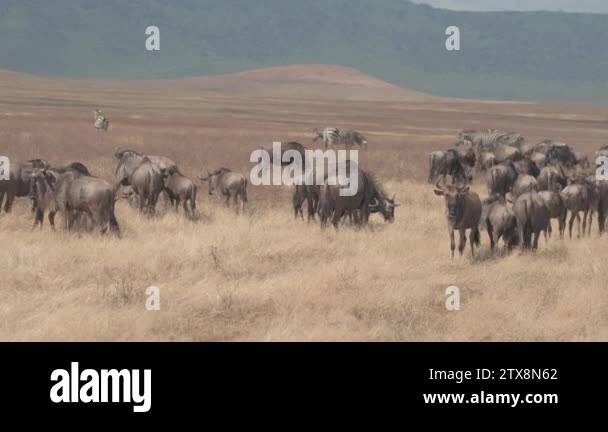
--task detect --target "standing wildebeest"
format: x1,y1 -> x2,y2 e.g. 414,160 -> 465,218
494,145 -> 522,163
0,159 -> 49,214
481,195 -> 518,251
486,161 -> 518,198
428,147 -> 476,184
342,130 -> 368,149
114,149 -> 179,188
433,180 -> 482,259
513,192 -> 550,250
129,157 -> 167,215
164,174 -> 197,218
596,180 -> 608,235
538,190 -> 567,239
200,168 -> 248,212
512,175 -> 538,200
560,178 -> 596,238
32,171 -> 119,235
478,152 -> 497,172
293,184 -> 320,222
29,163 -> 91,229
537,164 -> 568,192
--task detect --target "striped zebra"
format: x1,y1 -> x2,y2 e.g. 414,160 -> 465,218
313,127 -> 344,149
458,129 -> 507,152
93,109 -> 110,132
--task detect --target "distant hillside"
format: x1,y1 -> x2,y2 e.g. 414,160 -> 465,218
0,0 -> 607,104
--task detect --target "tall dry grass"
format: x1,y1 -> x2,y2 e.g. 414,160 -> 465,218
1,76 -> 607,340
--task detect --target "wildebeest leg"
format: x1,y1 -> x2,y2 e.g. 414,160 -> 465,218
568,211 -> 576,239
586,210 -> 593,236
175,197 -> 181,213
532,231 -> 540,250
449,227 -> 455,260
0,191 -> 4,213
182,199 -> 189,217
559,209 -> 566,239
576,212 -> 582,238
4,189 -> 15,213
332,209 -> 344,229
487,220 -> 495,250
458,229 -> 466,256
546,221 -> 552,241
582,210 -> 588,237
48,211 -> 56,229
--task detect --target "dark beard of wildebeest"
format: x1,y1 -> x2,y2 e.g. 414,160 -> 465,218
319,164 -> 388,229
513,191 -> 550,250
433,179 -> 482,259
0,159 -> 49,215
480,195 -> 518,251
29,163 -> 92,229
427,148 -> 475,184
200,168 -> 248,213
486,160 -> 518,198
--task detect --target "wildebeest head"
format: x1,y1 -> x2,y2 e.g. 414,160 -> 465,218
29,169 -> 57,200
312,128 -> 323,142
199,168 -> 230,196
369,194 -> 399,223
434,180 -> 470,223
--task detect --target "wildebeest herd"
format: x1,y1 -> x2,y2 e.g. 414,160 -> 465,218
430,129 -> 608,258
2,125 -> 608,262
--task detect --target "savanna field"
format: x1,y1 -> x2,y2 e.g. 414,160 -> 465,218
1,67 -> 607,341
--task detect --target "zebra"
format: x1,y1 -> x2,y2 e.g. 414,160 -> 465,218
343,130 -> 368,149
313,127 -> 344,149
93,109 -> 110,132
458,129 -> 508,152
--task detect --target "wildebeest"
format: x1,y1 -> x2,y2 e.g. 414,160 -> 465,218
494,145 -> 522,163
486,161 -> 518,197
433,180 -> 482,259
428,147 -> 476,184
537,164 -> 568,192
480,195 -> 518,251
513,192 -> 550,250
200,168 -> 248,212
545,142 -> 577,167
319,164 -> 385,229
477,152 -> 497,172
129,157 -> 167,215
513,158 -> 540,177
560,178 -> 596,238
29,164 -> 91,228
292,184 -> 320,222
114,149 -> 179,188
574,152 -> 590,170
0,159 -> 49,214
529,152 -> 547,170
31,171 -> 119,235
538,190 -> 567,239
512,175 -> 538,200
164,174 -> 197,218
596,180 -> 608,235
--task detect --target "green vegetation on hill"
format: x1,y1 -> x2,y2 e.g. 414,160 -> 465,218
1,0 -> 607,103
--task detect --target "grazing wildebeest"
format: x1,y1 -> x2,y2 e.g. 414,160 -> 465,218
343,130 -> 368,149
513,192 -> 550,250
319,164 -> 382,229
129,157 -> 167,215
486,161 -> 518,197
428,147 -> 475,184
292,184 -> 320,222
512,175 -> 538,200
200,168 -> 248,212
513,157 -> 540,177
368,193 -> 399,223
481,195 -> 518,251
538,190 -> 567,239
164,174 -> 197,218
560,178 -> 596,238
537,164 -> 568,192
0,159 -> 49,214
433,180 -> 482,259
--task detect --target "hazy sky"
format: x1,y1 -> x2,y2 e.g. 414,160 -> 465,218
412,1 -> 608,13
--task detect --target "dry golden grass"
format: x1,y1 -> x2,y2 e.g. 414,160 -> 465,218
0,67 -> 607,341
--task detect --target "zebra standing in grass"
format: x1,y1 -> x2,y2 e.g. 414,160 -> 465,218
313,127 -> 344,149
93,109 -> 110,132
